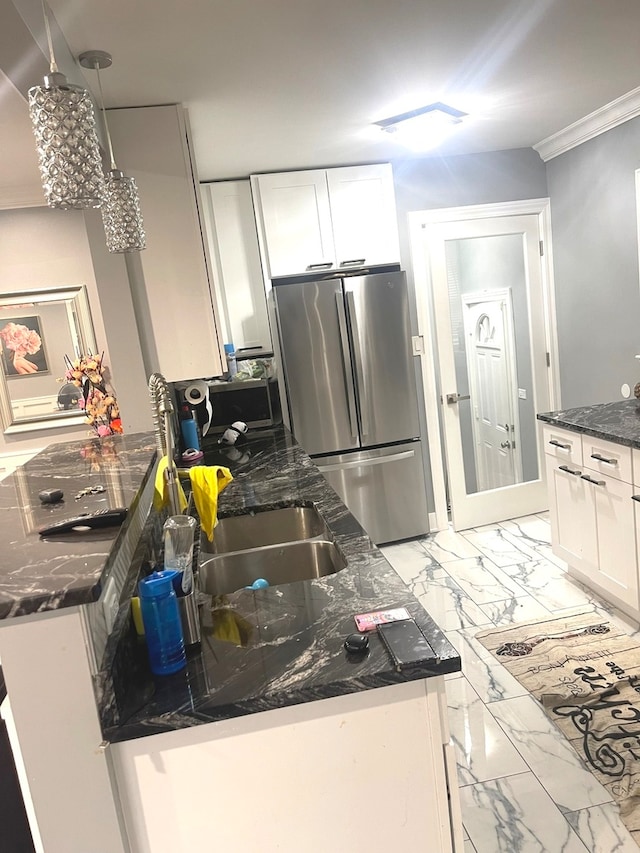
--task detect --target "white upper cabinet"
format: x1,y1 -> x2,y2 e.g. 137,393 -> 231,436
200,181 -> 272,354
106,105 -> 225,382
326,165 -> 400,270
252,164 -> 400,278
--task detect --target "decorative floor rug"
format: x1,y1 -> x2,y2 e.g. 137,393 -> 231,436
476,612 -> 640,845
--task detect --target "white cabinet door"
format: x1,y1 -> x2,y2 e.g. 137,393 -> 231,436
107,105 -> 224,382
201,181 -> 272,353
546,455 -> 598,568
327,164 -> 400,269
589,473 -> 638,607
254,170 -> 335,277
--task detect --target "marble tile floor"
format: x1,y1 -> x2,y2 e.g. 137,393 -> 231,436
381,513 -> 640,853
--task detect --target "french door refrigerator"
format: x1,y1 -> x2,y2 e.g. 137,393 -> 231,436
273,270 -> 429,544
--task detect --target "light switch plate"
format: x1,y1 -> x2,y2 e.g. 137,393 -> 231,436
518,388 -> 527,399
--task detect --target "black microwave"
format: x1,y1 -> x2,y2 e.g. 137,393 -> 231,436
182,378 -> 281,434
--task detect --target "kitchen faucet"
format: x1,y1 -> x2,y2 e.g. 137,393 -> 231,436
148,372 -> 181,515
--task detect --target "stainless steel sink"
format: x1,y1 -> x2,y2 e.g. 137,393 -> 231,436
201,505 -> 330,554
198,539 -> 346,596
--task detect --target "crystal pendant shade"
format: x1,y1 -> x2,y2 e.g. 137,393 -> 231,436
101,170 -> 146,253
28,73 -> 105,210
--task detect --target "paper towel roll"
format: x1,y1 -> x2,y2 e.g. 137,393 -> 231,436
184,381 -> 213,436
184,380 -> 208,405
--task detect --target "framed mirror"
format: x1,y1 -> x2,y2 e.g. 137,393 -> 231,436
0,285 -> 97,432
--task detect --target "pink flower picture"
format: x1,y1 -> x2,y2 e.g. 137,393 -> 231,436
0,316 -> 49,377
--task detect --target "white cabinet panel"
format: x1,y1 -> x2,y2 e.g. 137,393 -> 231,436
253,164 -> 400,278
546,454 -> 597,568
254,170 -> 335,277
201,181 -> 272,353
107,105 -> 224,382
582,435 -> 632,483
327,164 -> 400,268
542,425 -> 582,467
591,474 -> 638,606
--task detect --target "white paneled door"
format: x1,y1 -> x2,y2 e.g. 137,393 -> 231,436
413,208 -> 555,531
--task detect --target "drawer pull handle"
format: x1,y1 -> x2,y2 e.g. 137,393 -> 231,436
306,262 -> 334,271
559,464 -> 581,476
339,258 -> 366,267
549,440 -> 571,450
581,474 -> 606,486
632,495 -> 640,503
590,453 -> 618,466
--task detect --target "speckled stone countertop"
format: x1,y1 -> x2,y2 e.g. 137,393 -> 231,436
537,399 -> 640,448
103,426 -> 461,743
0,432 -> 156,619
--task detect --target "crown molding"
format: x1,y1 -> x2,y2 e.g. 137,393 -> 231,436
534,86 -> 640,162
0,184 -> 46,210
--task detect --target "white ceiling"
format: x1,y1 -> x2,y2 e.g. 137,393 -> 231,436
5,0 -> 640,185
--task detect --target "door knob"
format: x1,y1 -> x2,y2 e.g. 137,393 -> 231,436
500,440 -> 512,449
445,393 -> 471,404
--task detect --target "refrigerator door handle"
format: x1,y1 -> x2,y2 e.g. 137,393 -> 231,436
317,449 -> 416,473
335,292 -> 359,440
345,290 -> 369,438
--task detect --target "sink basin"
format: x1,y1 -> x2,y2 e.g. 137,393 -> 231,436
202,505 -> 330,554
198,539 -> 346,596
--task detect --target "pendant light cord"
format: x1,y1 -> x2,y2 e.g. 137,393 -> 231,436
92,62 -> 117,170
41,0 -> 58,73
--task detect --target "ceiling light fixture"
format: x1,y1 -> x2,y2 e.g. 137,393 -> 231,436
28,0 -> 105,209
79,50 -> 146,254
375,101 -> 467,152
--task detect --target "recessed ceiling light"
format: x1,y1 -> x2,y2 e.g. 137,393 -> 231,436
374,101 -> 467,151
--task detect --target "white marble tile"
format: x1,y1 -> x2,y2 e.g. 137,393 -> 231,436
565,803 -> 638,853
460,772 -> 589,853
461,524 -> 540,568
378,540 -> 440,584
440,555 -> 528,605
446,677 -> 528,785
499,516 -> 568,570
478,595 -> 552,627
447,628 -> 528,703
464,840 -> 476,853
411,569 -> 493,631
498,557 -> 596,613
488,695 -> 612,812
420,526 -> 483,563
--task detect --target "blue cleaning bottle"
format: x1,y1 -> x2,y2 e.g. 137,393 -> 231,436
138,569 -> 187,676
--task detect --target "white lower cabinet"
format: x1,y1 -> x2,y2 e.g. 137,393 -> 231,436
110,678 -> 463,853
544,425 -> 640,616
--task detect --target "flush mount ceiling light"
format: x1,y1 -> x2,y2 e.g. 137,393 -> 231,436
375,101 -> 467,152
28,1 -> 105,209
79,50 -> 146,254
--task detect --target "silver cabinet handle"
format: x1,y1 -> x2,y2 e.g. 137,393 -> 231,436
306,262 -> 333,271
548,439 -> 571,450
346,289 -> 369,438
317,450 -> 415,473
339,259 -> 366,267
446,393 -> 471,404
559,464 -> 581,476
581,474 -> 605,486
590,453 -> 618,466
632,495 -> 640,503
335,292 -> 358,440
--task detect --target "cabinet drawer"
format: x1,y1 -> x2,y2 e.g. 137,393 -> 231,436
632,448 -> 640,488
542,426 -> 582,467
582,436 -> 632,484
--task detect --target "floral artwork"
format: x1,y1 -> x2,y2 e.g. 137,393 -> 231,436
0,317 -> 49,376
63,352 -> 123,437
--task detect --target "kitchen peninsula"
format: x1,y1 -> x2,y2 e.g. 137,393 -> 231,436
0,424 -> 462,853
539,398 -> 640,622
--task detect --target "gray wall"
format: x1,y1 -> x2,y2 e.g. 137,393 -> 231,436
546,117 -> 640,407
389,148 -> 548,512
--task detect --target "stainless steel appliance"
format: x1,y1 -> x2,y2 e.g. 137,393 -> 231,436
273,270 -> 428,544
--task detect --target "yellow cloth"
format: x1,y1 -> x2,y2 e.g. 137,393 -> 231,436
153,456 -> 188,513
189,465 -> 233,541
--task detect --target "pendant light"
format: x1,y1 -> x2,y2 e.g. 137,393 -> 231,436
79,50 -> 146,254
28,0 -> 105,209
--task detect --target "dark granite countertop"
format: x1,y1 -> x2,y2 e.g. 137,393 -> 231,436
0,432 -> 156,619
537,399 -> 640,448
102,426 -> 461,743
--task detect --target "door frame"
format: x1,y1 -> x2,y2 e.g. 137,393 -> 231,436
408,198 -> 560,532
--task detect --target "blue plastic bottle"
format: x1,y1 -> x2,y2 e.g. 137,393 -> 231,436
138,569 -> 187,676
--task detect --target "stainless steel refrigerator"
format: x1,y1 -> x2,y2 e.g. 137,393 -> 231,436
273,270 -> 429,544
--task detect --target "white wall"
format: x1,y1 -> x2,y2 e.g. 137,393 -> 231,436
0,206 -> 151,455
